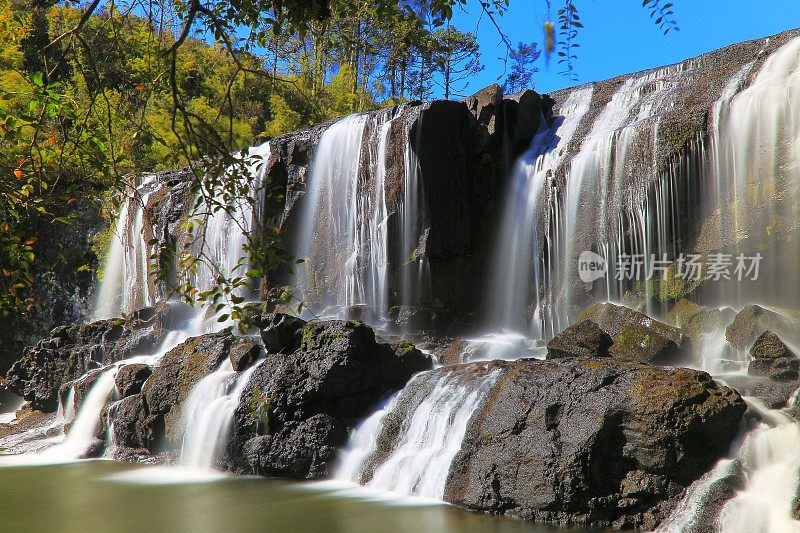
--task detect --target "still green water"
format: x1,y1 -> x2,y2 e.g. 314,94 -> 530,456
0,461 -> 579,533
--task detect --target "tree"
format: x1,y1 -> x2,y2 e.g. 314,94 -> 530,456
432,26 -> 483,99
504,42 -> 540,93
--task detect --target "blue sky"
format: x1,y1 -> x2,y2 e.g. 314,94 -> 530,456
450,0 -> 800,95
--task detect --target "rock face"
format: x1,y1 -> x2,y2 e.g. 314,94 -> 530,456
5,307 -> 169,411
441,358 -> 747,530
226,320 -> 431,478
726,304 -> 800,350
724,330 -> 800,408
546,320 -> 613,359
250,312 -> 306,354
110,319 -> 431,473
576,303 -> 684,365
115,364 -> 152,398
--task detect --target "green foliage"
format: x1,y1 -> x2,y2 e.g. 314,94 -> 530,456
248,386 -> 273,435
396,339 -> 416,354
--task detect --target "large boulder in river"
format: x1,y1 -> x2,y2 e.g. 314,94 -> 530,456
576,303 -> 684,365
748,330 -> 799,381
226,320 -> 431,478
441,358 -> 746,530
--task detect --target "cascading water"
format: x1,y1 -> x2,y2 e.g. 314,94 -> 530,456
295,106 -> 430,327
190,143 -> 271,305
491,35 -> 800,339
180,358 -> 262,469
336,368 -> 500,499
657,399 -> 800,533
7,141 -> 274,463
488,86 -> 593,337
94,174 -> 162,320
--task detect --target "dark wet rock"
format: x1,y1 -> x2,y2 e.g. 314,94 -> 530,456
59,368 -> 105,418
5,307 -> 170,411
111,393 -> 155,452
251,313 -> 306,354
722,331 -> 800,408
577,303 -> 683,364
227,320 -> 432,478
719,374 -> 797,410
228,338 -> 261,371
115,364 -> 152,398
107,331 -> 237,455
141,331 -> 233,444
546,320 -> 613,360
241,414 -> 348,478
725,304 -> 800,350
748,330 -> 800,381
441,358 -> 747,530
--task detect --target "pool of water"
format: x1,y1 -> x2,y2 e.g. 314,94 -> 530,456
0,461 -> 582,532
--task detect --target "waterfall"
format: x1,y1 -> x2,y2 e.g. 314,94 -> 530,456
488,86 -> 593,336
40,369 -> 119,460
489,36 -> 800,339
336,368 -> 500,499
180,358 -> 262,469
658,399 -> 800,533
94,174 -> 161,320
190,143 -> 271,301
11,141 -> 273,462
295,106 -> 429,327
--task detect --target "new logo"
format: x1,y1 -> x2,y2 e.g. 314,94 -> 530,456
578,251 -> 607,283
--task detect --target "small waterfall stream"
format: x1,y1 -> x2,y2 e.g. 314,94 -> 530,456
336,368 -> 501,499
94,174 -> 162,320
181,358 -> 262,469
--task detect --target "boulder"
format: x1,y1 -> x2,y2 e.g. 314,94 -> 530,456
227,320 -> 432,478
111,329 -> 238,458
140,330 -> 233,444
725,304 -> 800,350
462,83 -> 503,143
504,90 -> 545,152
115,364 -> 152,398
112,393 -> 155,452
721,331 -> 800,408
252,313 -> 306,354
546,320 -> 613,360
228,338 -> 261,371
440,358 -> 746,530
5,307 -> 170,411
577,303 -> 684,365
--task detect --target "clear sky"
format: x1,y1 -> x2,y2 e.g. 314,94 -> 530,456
450,0 -> 800,95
